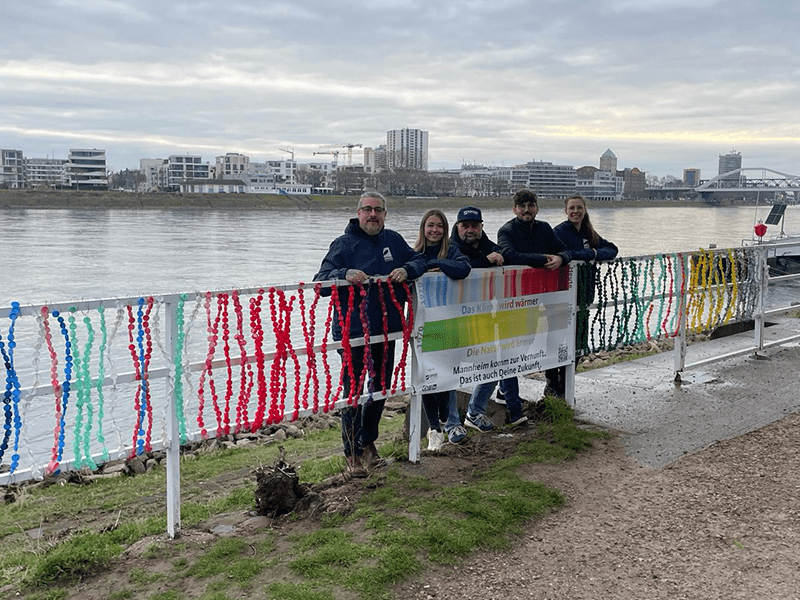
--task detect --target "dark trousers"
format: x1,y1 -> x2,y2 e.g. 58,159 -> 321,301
544,366 -> 566,398
339,341 -> 395,457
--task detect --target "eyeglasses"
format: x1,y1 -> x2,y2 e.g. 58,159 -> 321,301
359,205 -> 385,214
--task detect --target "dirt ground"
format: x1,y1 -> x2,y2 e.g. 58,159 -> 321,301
8,401 -> 800,599
394,412 -> 800,600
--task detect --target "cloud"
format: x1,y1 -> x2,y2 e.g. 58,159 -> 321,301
1,0 -> 799,178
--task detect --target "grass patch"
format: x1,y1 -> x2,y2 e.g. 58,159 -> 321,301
3,398 -> 605,600
182,536 -> 275,587
267,582 -> 337,600
280,399 -> 603,599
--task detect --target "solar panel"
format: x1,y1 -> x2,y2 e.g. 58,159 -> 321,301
764,203 -> 787,225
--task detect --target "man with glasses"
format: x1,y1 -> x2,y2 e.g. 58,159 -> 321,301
314,192 -> 425,475
498,188 -> 571,398
450,206 -> 528,432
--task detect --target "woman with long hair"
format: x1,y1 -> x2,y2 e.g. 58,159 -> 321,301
414,209 -> 471,449
554,195 -> 618,395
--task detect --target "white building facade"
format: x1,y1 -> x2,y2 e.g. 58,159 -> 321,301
386,128 -> 428,171
522,160 -> 577,199
215,153 -> 250,179
167,155 -> 210,191
66,149 -> 108,189
25,158 -> 67,188
1,149 -> 25,188
140,158 -> 167,192
576,166 -> 623,201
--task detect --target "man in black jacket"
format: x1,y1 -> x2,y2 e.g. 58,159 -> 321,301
449,206 -> 505,268
449,206 -> 528,432
314,192 -> 426,475
498,188 -> 571,398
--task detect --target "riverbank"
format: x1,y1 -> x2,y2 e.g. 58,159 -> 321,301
0,189 -> 716,211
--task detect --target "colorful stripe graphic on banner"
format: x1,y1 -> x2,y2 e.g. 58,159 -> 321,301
417,266 -> 570,309
420,302 -> 571,352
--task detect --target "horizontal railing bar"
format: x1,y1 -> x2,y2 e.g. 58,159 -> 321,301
684,333 -> 800,371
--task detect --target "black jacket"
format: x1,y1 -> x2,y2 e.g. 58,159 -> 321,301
449,226 -> 503,268
421,243 -> 471,279
553,220 -> 618,308
497,217 -> 571,268
553,220 -> 618,262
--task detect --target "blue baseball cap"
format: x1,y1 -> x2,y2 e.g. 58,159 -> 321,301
456,206 -> 483,223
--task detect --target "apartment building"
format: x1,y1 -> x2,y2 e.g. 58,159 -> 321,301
25,157 -> 67,188
140,158 -> 167,192
65,149 -> 108,189
167,155 -> 210,191
386,128 -> 428,171
522,160 -> 577,199
576,166 -> 623,201
250,160 -> 296,185
215,153 -> 250,179
1,149 -> 25,188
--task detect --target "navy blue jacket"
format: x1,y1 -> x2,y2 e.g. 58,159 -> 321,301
449,226 -> 504,268
313,218 -> 426,340
497,217 -> 571,268
421,243 -> 471,279
554,220 -> 618,308
553,220 -> 618,262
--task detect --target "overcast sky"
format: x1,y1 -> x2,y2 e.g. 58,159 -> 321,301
2,0 -> 799,178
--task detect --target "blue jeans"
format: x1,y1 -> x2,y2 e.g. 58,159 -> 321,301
467,377 -> 524,421
422,390 -> 461,433
339,341 -> 395,457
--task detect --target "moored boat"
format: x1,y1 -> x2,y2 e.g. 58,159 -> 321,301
744,203 -> 800,275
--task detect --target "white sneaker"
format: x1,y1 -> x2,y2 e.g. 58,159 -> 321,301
427,428 -> 445,451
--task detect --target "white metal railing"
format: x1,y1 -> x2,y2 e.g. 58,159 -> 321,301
2,245 -> 798,538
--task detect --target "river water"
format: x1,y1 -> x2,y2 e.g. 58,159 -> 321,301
4,204 -> 799,307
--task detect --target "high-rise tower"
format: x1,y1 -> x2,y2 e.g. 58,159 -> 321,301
599,149 -> 617,172
718,150 -> 742,180
386,128 -> 429,171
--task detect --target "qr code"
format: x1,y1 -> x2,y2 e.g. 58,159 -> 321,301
558,344 -> 569,363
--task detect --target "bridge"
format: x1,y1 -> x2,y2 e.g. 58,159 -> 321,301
646,168 -> 800,203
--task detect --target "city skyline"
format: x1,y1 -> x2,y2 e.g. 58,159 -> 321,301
2,1 -> 799,179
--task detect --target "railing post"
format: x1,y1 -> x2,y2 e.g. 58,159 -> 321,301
565,263 -> 577,407
163,298 -> 181,539
754,247 -> 769,351
408,294 -> 422,463
673,254 -> 687,376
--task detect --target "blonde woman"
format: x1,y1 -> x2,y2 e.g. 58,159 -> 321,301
554,195 -> 618,394
413,209 -> 471,449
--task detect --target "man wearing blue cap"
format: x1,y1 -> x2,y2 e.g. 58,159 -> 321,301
449,206 -> 528,432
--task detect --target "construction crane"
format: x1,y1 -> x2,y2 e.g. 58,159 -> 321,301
278,148 -> 295,184
278,148 -> 294,161
318,143 -> 363,166
313,150 -> 340,167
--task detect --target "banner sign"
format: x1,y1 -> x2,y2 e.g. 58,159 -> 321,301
413,266 -> 575,394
